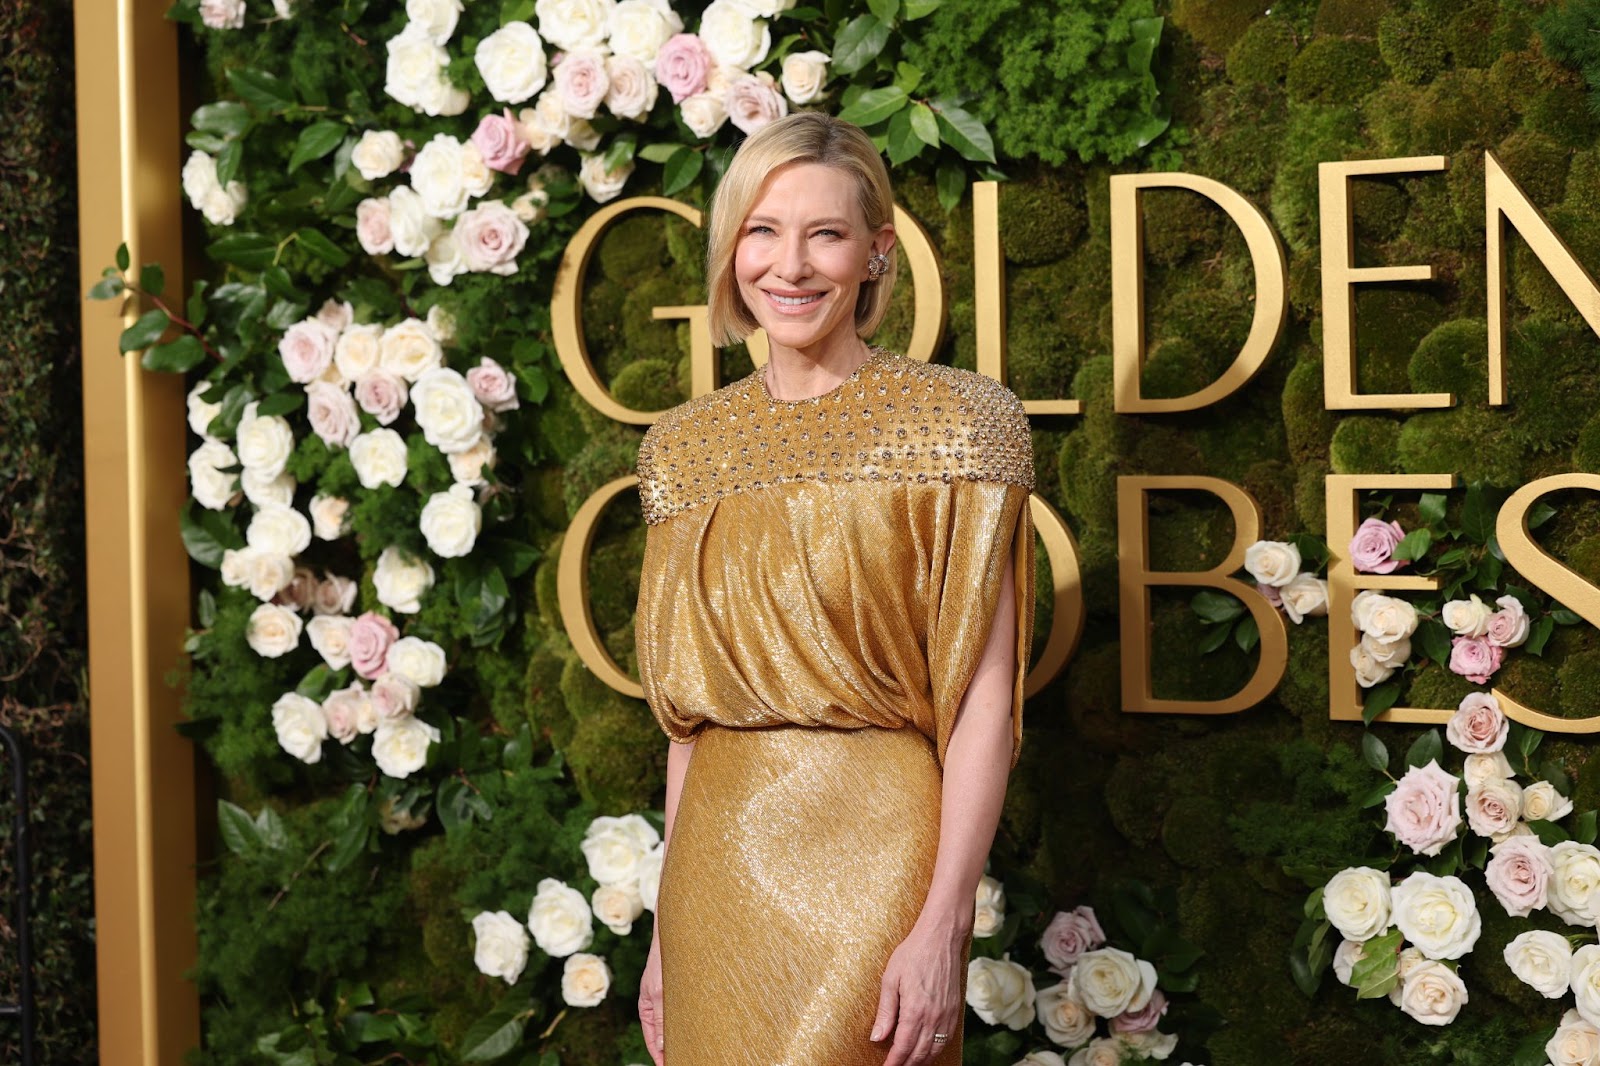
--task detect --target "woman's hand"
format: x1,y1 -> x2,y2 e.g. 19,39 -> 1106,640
870,918 -> 966,1066
640,933 -> 666,1065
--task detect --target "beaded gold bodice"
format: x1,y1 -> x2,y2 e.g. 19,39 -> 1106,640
635,347 -> 1035,526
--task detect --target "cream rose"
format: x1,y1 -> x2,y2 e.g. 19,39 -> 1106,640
1323,866 -> 1391,942
375,319 -> 440,384
309,494 -> 350,540
780,49 -> 830,104
591,882 -> 645,936
698,0 -> 770,68
679,90 -> 728,138
198,181 -> 249,226
1017,1053 -> 1067,1066
199,0 -> 246,30
1504,929 -> 1571,998
449,438 -> 498,486
321,681 -> 371,743
186,380 -> 224,439
1486,835 -> 1553,917
725,70 -> 786,134
517,91 -> 573,155
412,368 -> 485,454
1066,1038 -> 1121,1066
356,196 -> 395,255
472,910 -> 530,984
455,200 -> 530,276
189,440 -> 239,510
352,130 -> 406,181
581,813 -> 660,885
535,0 -> 613,51
1066,947 -> 1156,1018
1279,572 -> 1329,623
246,505 -> 312,557
350,428 -> 409,490
1549,841 -> 1600,926
306,614 -> 354,670
409,134 -> 472,220
578,152 -> 634,203
1350,639 -> 1397,688
372,714 -> 440,778
609,0 -> 681,62
1463,751 -> 1515,788
1466,777 -> 1523,839
246,603 -> 304,658
374,545 -> 435,614
1575,944 -> 1600,1028
1035,980 -> 1095,1048
385,24 -> 457,114
1332,938 -> 1366,986
476,21 -> 549,104
1390,871 -> 1481,960
312,574 -> 358,615
1487,594 -> 1531,648
387,185 -> 442,258
1352,589 -> 1419,644
306,381 -> 360,449
405,0 -> 463,45
236,401 -> 295,478
1243,539 -> 1300,587
240,467 -> 295,509
334,323 -> 384,382
974,874 -> 1006,938
1550,1008 -> 1600,1066
528,877 -> 595,957
222,547 -> 295,601
272,692 -> 327,763
1395,960 -> 1467,1026
1442,593 -> 1494,637
967,955 -> 1037,1030
561,952 -> 611,1007
425,231 -> 466,287
371,672 -> 422,720
1525,780 -> 1576,823
382,637 -> 447,689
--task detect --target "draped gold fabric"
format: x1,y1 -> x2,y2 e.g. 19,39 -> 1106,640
635,348 -> 1035,1064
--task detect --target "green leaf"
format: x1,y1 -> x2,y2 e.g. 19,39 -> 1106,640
662,145 -> 704,196
1461,483 -> 1497,543
1405,728 -> 1443,769
1554,608 -> 1584,625
1415,619 -> 1452,668
1419,492 -> 1448,527
296,227 -> 351,267
603,131 -> 637,172
180,500 -> 243,568
934,102 -> 996,163
140,263 -> 166,298
192,100 -> 252,137
908,102 -> 939,148
1514,1028 -> 1562,1066
141,335 -> 207,373
1191,589 -> 1245,623
838,86 -> 908,127
1391,528 -> 1433,562
895,61 -> 923,94
1577,810 -> 1598,846
262,265 -> 307,302
1528,500 -> 1558,530
1527,818 -> 1570,846
1362,679 -> 1402,725
459,1002 -> 529,1062
1541,757 -> 1572,797
867,0 -> 898,22
326,817 -> 369,874
1526,614 -> 1556,656
119,309 -> 170,353
343,1011 -> 403,1045
885,107 -> 925,166
499,0 -> 536,21
295,664 -> 335,700
215,138 -> 243,187
88,276 -> 125,300
1358,778 -> 1397,808
288,120 -> 345,174
227,67 -> 296,110
1233,614 -> 1259,653
1197,622 -> 1230,655
255,391 -> 305,417
903,0 -> 940,17
1520,725 -> 1546,761
1286,532 -> 1330,571
1351,928 -> 1403,1000
116,242 -> 130,271
832,14 -> 890,76
254,805 -> 288,851
208,232 -> 278,270
638,142 -> 679,164
1361,732 -> 1389,773
438,776 -> 494,835
1127,15 -> 1164,75
217,800 -> 262,857
935,159 -> 964,212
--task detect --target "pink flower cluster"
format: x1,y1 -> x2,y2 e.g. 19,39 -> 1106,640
1446,595 -> 1529,684
1350,517 -> 1408,574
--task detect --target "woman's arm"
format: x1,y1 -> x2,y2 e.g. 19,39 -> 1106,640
871,550 -> 1018,1066
641,735 -> 693,1065
661,736 -> 695,856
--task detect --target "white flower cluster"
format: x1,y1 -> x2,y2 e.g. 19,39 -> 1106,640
1242,539 -> 1329,624
181,149 -> 249,226
1349,589 -> 1419,688
471,812 -> 665,1008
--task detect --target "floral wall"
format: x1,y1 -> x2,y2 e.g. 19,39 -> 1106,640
96,0 -> 1600,1063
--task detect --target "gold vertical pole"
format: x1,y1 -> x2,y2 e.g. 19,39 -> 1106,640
74,2 -> 200,1063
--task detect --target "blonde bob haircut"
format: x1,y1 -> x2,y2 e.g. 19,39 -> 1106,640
706,111 -> 897,347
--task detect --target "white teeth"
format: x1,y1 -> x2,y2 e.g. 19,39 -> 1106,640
770,292 -> 822,306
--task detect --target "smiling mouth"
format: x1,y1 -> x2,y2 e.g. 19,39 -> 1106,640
766,291 -> 825,307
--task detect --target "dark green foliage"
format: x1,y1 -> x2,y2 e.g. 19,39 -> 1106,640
1286,38 -> 1388,106
1227,17 -> 1300,86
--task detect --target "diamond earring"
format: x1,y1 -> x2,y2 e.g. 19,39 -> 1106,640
866,251 -> 889,281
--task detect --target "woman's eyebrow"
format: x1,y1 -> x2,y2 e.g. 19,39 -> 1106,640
746,214 -> 854,228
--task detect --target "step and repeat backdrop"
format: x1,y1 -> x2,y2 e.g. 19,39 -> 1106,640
110,0 -> 1600,1062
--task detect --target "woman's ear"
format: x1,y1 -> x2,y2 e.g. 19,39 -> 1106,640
872,221 -> 898,259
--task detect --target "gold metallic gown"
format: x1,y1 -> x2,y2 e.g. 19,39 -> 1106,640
634,347 -> 1035,1065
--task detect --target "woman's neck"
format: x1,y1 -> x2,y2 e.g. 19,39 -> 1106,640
761,333 -> 874,403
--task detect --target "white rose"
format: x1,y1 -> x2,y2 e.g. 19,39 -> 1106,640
387,186 -> 442,258
236,401 -> 294,478
1243,539 -> 1300,587
410,134 -> 471,220
352,130 -> 406,181
1550,841 -> 1600,926
554,49 -> 610,120
1525,781 -> 1576,823
271,692 -> 327,763
1575,944 -> 1600,1029
385,24 -> 451,110
591,882 -> 644,935
405,0 -> 463,45
385,636 -> 447,687
1442,593 -> 1494,637
246,505 -> 312,557
1323,867 -> 1391,942
1279,572 -> 1329,623
379,318 -> 445,382
455,200 -> 531,276
974,874 -> 1006,938
199,0 -> 246,30
1352,590 -> 1419,644
450,437 -> 498,487
731,0 -> 795,15
306,381 -> 360,449
182,150 -> 220,206
1066,947 -> 1157,1017
312,574 -> 358,615
582,814 -> 659,885
967,955 -> 1037,1030
475,21 -> 550,104
609,0 -> 682,62
356,196 -> 395,255
561,952 -> 611,1007
372,673 -> 421,720
349,428 -> 409,490
517,90 -> 573,154
698,0 -> 770,68
221,547 -> 295,601
1550,1008 -> 1600,1066
372,714 -> 440,778
1504,930 -> 1572,998
1395,960 -> 1467,1026
472,910 -> 530,984
188,440 -> 238,510
578,152 -> 633,204
604,54 -> 659,120
426,231 -> 467,287
1489,593 -> 1532,648
775,49 -> 831,106
1466,777 -> 1523,839
637,841 -> 664,912
374,545 -> 435,614
1035,980 -> 1095,1049
1332,938 -> 1366,986
240,466 -> 296,509
1463,751 -> 1516,788
1116,1031 -> 1177,1061
1017,1052 -> 1067,1066
187,380 -> 224,438
1350,639 -> 1396,688
1390,872 -> 1481,960
412,368 -> 485,454
535,0 -> 613,51
309,494 -> 350,540
674,90 -> 724,138
247,603 -> 304,658
306,614 -> 354,670
196,179 -> 248,226
1066,1037 -> 1122,1066
528,877 -> 595,957
334,324 -> 384,383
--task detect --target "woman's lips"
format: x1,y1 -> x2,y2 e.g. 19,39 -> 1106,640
764,289 -> 826,314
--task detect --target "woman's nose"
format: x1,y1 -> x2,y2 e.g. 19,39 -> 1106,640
774,232 -> 810,281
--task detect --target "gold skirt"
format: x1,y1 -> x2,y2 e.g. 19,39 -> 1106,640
657,721 -> 968,1066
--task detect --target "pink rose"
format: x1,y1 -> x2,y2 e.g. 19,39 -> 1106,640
554,50 -> 610,120
272,566 -> 318,611
1446,692 -> 1508,754
1111,988 -> 1167,1034
279,319 -> 338,384
348,611 -> 400,680
356,197 -> 395,255
1256,581 -> 1283,608
312,574 -> 358,615
1350,517 -> 1407,574
322,683 -> 367,744
199,0 -> 245,29
371,672 -> 421,720
466,356 -> 520,413
654,33 -> 711,102
454,200 -> 530,276
1486,594 -> 1531,648
1449,635 -> 1505,684
725,71 -> 787,135
1466,779 -> 1522,838
1485,835 -> 1552,917
306,381 -> 360,448
1039,906 -> 1105,976
1384,760 -> 1463,856
470,109 -> 530,175
354,370 -> 409,425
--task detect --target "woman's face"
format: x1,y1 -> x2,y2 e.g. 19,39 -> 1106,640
733,161 -> 893,355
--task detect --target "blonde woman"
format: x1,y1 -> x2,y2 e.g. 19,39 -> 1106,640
633,111 -> 1034,1066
